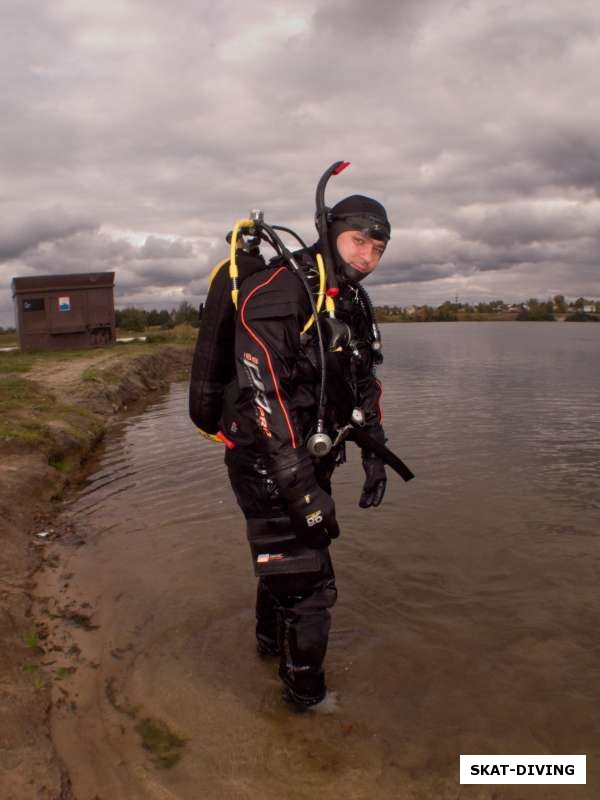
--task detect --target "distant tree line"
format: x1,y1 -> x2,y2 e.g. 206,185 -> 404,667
115,295 -> 600,331
116,300 -> 199,331
374,295 -> 600,322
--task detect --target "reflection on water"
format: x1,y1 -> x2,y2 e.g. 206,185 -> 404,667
51,323 -> 600,799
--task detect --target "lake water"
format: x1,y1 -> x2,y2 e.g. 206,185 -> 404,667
45,323 -> 600,800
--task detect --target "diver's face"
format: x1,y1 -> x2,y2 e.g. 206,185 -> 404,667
335,229 -> 386,277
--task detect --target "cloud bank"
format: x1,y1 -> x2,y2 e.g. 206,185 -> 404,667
2,0 -> 600,323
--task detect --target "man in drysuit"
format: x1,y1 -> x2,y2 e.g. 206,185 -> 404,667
190,194 -> 390,707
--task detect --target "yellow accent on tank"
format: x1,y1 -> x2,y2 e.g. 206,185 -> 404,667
207,258 -> 229,289
229,218 -> 254,309
301,252 -> 327,335
196,428 -> 222,443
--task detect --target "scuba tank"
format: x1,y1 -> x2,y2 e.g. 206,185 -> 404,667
188,250 -> 265,438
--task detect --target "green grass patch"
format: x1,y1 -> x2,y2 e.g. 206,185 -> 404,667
82,365 -> 123,385
143,323 -> 197,345
0,330 -> 17,347
0,374 -> 105,451
0,418 -> 52,447
49,404 -> 104,445
0,375 -> 51,410
53,401 -> 99,423
0,347 -> 112,375
0,341 -> 190,450
81,367 -> 101,383
0,351 -> 36,374
23,628 -> 40,650
0,376 -> 56,447
22,663 -> 48,690
48,455 -> 70,472
37,348 -> 107,363
0,337 -> 191,379
54,666 -> 76,681
136,717 -> 186,769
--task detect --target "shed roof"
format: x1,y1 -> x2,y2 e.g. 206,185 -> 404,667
11,272 -> 115,295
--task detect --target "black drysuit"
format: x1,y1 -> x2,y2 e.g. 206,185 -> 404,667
190,244 -> 385,704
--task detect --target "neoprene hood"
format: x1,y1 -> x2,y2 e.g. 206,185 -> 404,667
328,195 -> 390,284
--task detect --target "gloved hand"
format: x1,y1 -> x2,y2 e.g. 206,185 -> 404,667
287,485 -> 340,549
274,458 -> 340,549
359,456 -> 386,508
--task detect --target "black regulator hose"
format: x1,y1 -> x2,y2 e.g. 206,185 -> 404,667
356,283 -> 382,358
259,221 -> 329,440
270,225 -> 308,250
232,161 -> 352,457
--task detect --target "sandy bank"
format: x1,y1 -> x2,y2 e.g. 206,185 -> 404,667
0,344 -> 193,800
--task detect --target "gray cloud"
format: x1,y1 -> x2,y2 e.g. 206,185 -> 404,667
2,0 -> 600,326
0,212 -> 99,261
9,229 -> 214,302
137,236 -> 194,260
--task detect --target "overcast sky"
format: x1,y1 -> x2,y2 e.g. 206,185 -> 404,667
2,0 -> 600,326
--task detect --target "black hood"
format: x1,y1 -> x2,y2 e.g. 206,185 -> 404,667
327,195 -> 390,284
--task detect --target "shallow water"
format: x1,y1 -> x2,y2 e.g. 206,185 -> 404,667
43,322 -> 600,799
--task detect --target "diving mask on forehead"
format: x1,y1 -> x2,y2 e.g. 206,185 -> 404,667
331,213 -> 391,243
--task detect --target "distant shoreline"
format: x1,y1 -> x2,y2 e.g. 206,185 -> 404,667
376,313 -> 600,323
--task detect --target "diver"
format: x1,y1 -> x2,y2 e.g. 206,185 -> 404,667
190,167 -> 393,708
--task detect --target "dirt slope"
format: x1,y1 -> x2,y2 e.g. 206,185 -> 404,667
0,345 -> 192,800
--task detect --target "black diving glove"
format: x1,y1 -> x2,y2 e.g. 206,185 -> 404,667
359,456 -> 387,508
274,460 -> 340,549
288,486 -> 339,549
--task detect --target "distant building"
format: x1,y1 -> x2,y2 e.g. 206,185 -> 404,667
11,272 -> 115,351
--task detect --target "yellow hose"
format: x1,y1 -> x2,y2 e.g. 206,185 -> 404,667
301,252 -> 327,334
229,218 -> 254,309
196,428 -> 221,443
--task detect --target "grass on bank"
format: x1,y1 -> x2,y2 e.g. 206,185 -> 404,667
0,324 -> 197,348
0,349 -> 93,375
0,376 -> 56,447
0,325 -> 196,376
0,375 -> 103,452
0,330 -> 17,347
0,325 -> 194,454
0,324 -> 197,376
141,323 -> 198,344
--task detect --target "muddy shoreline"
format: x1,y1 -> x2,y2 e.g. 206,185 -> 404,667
0,345 -> 192,800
